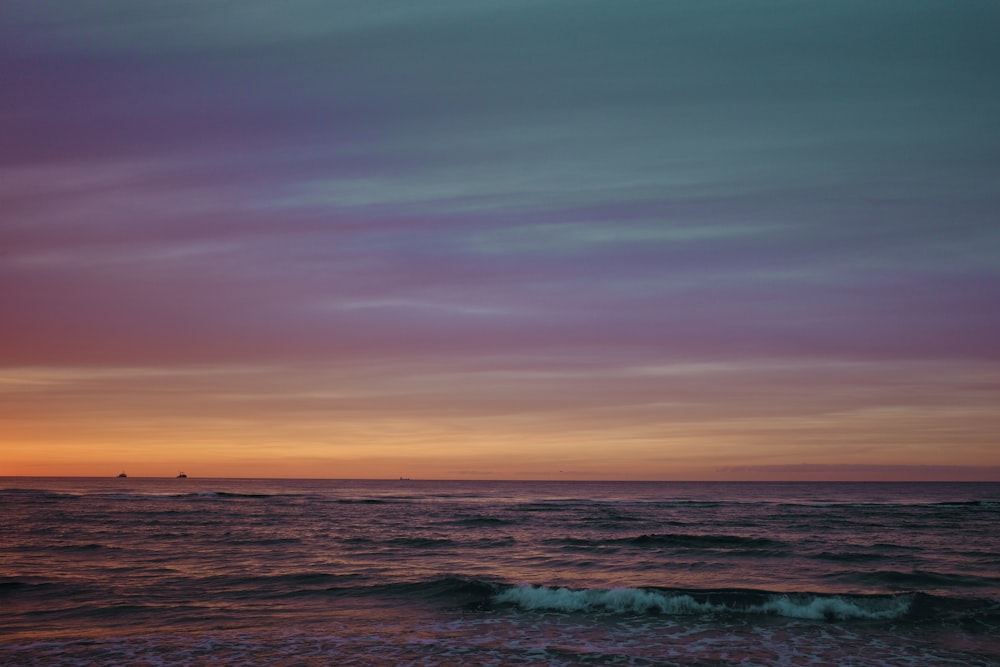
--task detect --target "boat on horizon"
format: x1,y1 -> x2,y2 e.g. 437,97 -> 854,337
117,472 -> 127,478
176,472 -> 187,478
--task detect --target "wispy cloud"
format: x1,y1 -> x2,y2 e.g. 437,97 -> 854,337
1,1 -> 998,477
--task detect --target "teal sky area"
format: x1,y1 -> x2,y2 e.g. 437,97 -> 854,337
1,2 -> 998,479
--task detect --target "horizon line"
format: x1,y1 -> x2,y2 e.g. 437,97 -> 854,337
2,475 -> 998,483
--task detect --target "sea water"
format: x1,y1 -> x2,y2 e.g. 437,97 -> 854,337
1,479 -> 998,665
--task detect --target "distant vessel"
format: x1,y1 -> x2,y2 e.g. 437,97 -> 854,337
176,472 -> 187,478
117,472 -> 127,478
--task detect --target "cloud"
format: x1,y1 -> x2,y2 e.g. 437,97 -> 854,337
1,1 -> 998,476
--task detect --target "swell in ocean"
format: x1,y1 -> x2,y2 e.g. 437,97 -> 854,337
258,574 -> 999,627
2,479 -> 999,665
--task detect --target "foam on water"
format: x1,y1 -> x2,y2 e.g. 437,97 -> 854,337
747,592 -> 912,620
3,478 -> 999,665
495,585 -> 721,614
494,584 -> 913,620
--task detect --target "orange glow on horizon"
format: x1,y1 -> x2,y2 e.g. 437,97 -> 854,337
3,360 -> 998,483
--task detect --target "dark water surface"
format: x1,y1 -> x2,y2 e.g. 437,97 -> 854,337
2,479 -> 998,665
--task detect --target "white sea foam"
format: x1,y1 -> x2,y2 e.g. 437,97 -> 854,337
494,585 -> 913,620
495,586 -> 721,614
747,594 -> 912,620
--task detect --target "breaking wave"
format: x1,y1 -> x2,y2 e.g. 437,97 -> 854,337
492,584 -> 912,620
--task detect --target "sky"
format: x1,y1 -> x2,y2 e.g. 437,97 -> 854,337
1,1 -> 999,480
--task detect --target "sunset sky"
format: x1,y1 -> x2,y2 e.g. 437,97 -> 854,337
2,1 -> 998,480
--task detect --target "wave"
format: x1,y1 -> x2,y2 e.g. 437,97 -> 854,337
7,571 -> 997,632
835,569 -> 1000,589
772,500 -> 1000,511
366,578 -> 936,623
931,500 -> 1000,509
492,584 -> 912,621
326,577 -> 997,631
190,572 -> 363,598
313,577 -> 915,621
0,488 -> 79,500
53,543 -> 123,552
555,533 -> 786,551
513,502 -> 579,513
179,491 -> 313,499
0,579 -> 93,601
813,550 -> 894,563
105,490 -> 320,500
646,500 -> 729,508
334,498 -> 397,505
630,533 -> 784,549
343,536 -> 456,548
445,516 -> 516,527
219,537 -> 302,546
201,491 -> 276,498
0,580 -> 57,595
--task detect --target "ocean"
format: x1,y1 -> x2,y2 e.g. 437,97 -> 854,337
1,479 -> 998,666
